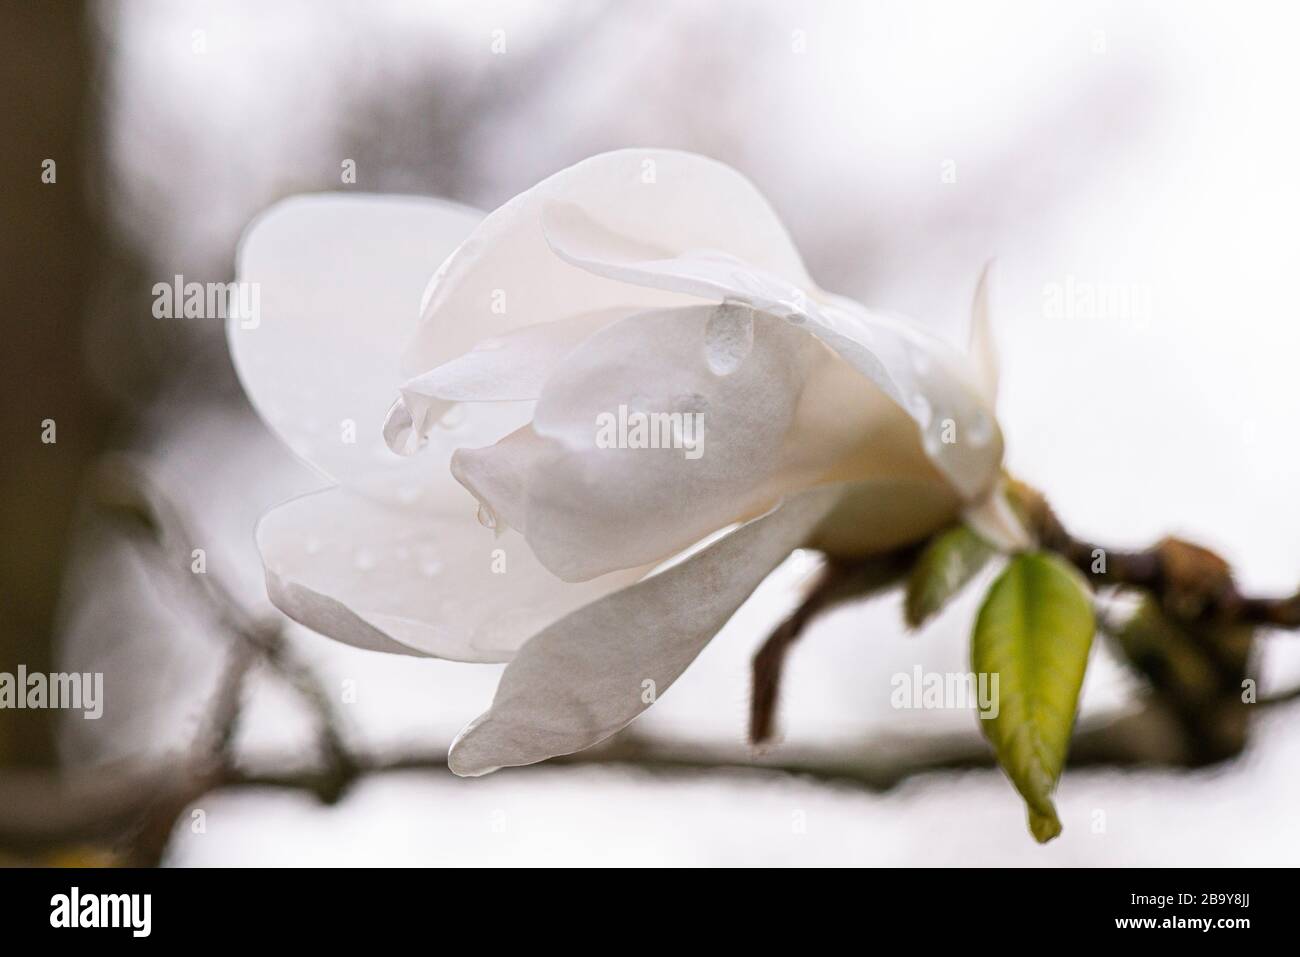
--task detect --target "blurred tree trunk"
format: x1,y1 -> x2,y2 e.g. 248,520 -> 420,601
0,0 -> 104,767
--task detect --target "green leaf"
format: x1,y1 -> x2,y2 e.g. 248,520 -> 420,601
972,552 -> 1095,843
904,525 -> 994,629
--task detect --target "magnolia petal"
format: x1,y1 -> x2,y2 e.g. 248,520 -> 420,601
400,308 -> 627,404
455,304 -> 825,581
449,424 -> 544,535
256,485 -> 650,663
447,485 -> 842,775
384,308 -> 631,456
231,194 -> 485,505
968,260 -> 999,408
542,201 -> 1004,504
806,476 -> 961,559
452,302 -> 952,579
380,390 -> 451,459
702,300 -> 756,375
788,345 -> 945,490
400,149 -> 814,378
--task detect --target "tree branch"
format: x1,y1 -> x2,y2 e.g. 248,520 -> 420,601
4,694 -> 1248,857
8,458 -> 1295,864
1006,477 -> 1300,628
84,454 -> 357,861
749,551 -> 916,746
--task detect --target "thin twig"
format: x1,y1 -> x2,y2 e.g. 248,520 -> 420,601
95,454 -> 353,770
749,563 -> 839,746
749,550 -> 917,746
88,454 -> 358,858
1008,478 -> 1300,628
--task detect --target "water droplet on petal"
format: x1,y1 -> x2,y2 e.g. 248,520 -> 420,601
476,503 -> 497,531
704,301 -> 755,376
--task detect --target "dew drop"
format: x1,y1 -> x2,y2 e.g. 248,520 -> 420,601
704,301 -> 755,376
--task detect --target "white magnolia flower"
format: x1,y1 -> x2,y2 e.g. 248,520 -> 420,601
229,149 -> 1021,776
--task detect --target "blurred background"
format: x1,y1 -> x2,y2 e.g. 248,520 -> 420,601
3,0 -> 1300,865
